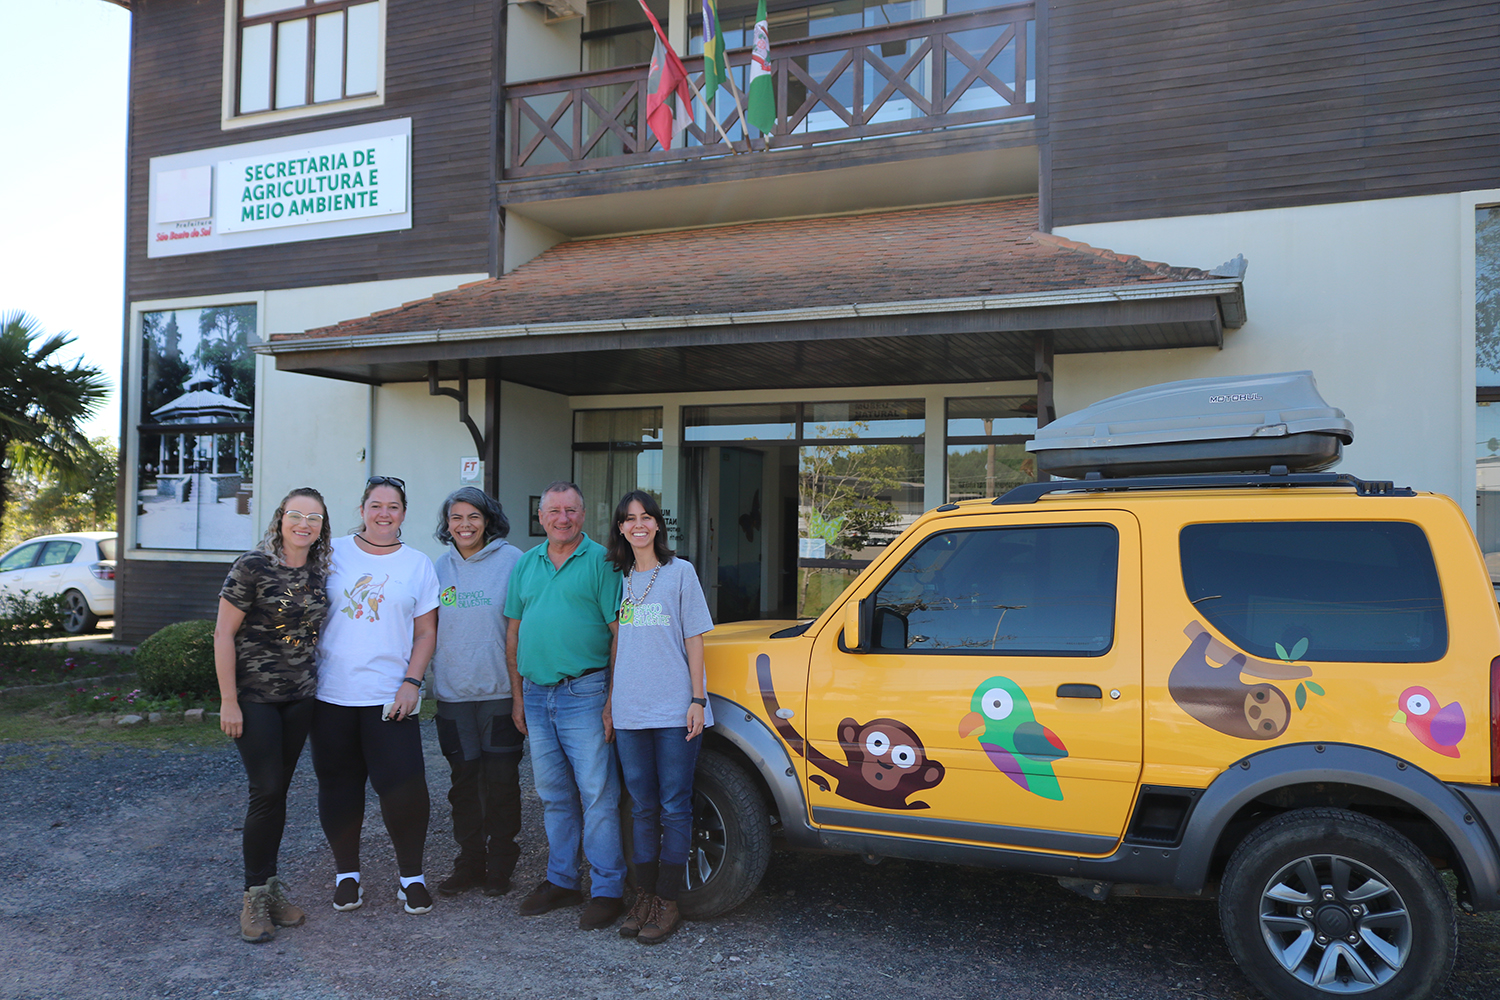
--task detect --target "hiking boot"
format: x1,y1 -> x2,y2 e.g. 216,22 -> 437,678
265,876 -> 306,927
579,895 -> 624,930
518,879 -> 583,916
437,859 -> 485,896
398,881 -> 434,914
333,877 -> 363,912
638,897 -> 682,945
240,885 -> 275,944
482,870 -> 513,896
619,891 -> 656,939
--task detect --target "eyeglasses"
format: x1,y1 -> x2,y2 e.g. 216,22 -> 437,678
284,511 -> 325,524
367,476 -> 406,490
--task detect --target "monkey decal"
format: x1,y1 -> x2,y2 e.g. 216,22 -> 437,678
1169,621 -> 1311,740
757,653 -> 946,810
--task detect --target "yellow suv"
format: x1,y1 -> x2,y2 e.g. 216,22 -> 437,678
684,374 -> 1500,1000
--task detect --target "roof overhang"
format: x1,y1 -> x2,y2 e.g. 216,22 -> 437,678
259,279 -> 1244,395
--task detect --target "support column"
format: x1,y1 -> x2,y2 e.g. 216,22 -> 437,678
1035,333 -> 1055,483
484,374 -> 501,498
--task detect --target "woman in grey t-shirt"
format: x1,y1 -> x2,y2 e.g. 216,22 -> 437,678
604,490 -> 713,945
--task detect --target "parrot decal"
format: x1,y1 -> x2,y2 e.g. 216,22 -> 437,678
1393,686 -> 1465,758
959,675 -> 1068,801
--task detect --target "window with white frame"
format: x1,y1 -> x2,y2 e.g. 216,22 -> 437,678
235,0 -> 381,117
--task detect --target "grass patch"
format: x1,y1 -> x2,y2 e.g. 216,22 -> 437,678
0,643 -> 134,686
0,704 -> 228,750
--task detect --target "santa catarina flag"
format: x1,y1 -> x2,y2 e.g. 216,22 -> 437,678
745,0 -> 775,133
702,0 -> 728,104
640,1 -> 691,149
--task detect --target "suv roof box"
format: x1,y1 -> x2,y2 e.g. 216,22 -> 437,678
1027,371 -> 1353,479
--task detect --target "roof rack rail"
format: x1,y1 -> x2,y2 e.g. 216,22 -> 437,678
993,471 -> 1414,506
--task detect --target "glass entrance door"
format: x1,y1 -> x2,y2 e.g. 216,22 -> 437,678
717,447 -> 764,621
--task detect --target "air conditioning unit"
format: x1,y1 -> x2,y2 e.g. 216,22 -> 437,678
543,0 -> 586,22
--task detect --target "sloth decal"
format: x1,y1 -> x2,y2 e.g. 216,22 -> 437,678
1169,620 -> 1313,740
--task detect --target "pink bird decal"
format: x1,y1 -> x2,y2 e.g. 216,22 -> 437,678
1392,686 -> 1465,758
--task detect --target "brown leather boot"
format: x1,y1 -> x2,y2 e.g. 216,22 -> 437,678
240,885 -> 275,944
265,876 -> 307,927
619,891 -> 656,938
638,896 -> 681,945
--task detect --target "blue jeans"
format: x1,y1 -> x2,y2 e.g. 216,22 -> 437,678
523,673 -> 625,898
615,727 -> 701,871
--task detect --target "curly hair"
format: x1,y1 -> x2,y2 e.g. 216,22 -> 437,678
257,487 -> 332,578
605,490 -> 674,574
435,487 -> 510,547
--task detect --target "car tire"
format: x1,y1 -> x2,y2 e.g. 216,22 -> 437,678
61,589 -> 99,635
1218,807 -> 1456,1000
678,749 -> 772,920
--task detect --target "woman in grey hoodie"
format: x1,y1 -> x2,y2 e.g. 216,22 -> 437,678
430,487 -> 525,896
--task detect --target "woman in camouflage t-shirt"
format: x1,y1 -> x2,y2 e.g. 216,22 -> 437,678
213,487 -> 332,944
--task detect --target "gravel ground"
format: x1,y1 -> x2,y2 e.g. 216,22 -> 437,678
0,725 -> 1496,1000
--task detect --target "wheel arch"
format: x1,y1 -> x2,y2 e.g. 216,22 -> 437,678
1175,742 -> 1500,912
703,694 -> 820,849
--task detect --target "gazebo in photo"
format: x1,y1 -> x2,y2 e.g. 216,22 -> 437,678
136,371 -> 255,550
149,374 -> 252,505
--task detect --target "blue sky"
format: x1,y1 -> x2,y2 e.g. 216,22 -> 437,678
0,0 -> 131,440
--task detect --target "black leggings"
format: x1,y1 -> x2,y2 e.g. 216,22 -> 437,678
234,698 -> 316,890
310,702 -> 430,878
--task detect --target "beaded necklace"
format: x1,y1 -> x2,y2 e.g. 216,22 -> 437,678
622,562 -> 662,611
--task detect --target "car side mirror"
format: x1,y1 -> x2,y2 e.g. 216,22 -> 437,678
842,597 -> 869,652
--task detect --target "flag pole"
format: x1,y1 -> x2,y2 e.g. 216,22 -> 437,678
722,64 -> 752,152
682,71 -> 744,153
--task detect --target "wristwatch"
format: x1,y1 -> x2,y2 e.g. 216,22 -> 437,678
690,697 -> 707,707
402,676 -> 422,689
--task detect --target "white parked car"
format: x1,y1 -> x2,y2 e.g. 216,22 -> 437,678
0,532 -> 116,634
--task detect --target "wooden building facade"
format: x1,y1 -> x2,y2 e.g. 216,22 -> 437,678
114,0 -> 1500,638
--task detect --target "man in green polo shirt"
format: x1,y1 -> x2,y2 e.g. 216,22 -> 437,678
504,481 -> 626,930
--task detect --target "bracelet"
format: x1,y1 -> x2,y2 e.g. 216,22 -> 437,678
690,697 -> 707,707
402,676 -> 422,689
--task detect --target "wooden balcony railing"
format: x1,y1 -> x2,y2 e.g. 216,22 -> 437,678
504,3 -> 1036,179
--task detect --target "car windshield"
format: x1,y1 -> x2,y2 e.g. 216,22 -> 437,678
97,537 -> 117,561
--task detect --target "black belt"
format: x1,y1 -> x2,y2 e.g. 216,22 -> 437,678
535,666 -> 605,687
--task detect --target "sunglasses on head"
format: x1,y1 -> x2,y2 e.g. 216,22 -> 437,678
367,476 -> 406,490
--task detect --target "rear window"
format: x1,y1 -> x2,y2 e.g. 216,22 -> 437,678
97,537 -> 117,561
38,541 -> 81,566
1180,521 -> 1447,663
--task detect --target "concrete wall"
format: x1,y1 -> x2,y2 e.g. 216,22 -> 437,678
1055,193 -> 1477,504
496,381 -> 574,554
506,4 -> 581,83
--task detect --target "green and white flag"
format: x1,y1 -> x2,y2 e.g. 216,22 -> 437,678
746,0 -> 775,134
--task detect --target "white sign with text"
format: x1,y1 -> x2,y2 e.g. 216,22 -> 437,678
216,134 -> 408,233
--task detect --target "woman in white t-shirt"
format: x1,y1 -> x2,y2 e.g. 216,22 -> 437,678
311,476 -> 440,915
604,490 -> 714,945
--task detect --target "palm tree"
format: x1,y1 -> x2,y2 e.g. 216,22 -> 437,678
0,311 -> 111,531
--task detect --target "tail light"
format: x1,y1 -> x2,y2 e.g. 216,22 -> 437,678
90,563 -> 114,581
1492,656 -> 1500,785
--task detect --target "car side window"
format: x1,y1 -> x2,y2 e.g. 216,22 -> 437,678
0,543 -> 44,573
1180,521 -> 1448,663
38,542 -> 81,567
871,524 -> 1119,655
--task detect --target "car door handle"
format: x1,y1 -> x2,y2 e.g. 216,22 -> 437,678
1057,684 -> 1102,699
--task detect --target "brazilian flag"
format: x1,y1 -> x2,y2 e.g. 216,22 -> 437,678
702,0 -> 728,104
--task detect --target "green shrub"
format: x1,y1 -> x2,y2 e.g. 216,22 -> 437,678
136,620 -> 217,696
0,590 -> 68,672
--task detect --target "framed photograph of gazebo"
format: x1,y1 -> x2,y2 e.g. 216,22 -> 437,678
136,304 -> 256,550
